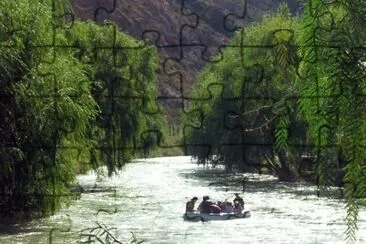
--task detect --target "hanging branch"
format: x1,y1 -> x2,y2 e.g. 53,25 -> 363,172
79,222 -> 144,244
227,104 -> 276,134
229,104 -> 273,118
242,115 -> 278,133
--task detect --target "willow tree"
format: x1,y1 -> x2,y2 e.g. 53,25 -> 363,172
296,0 -> 366,242
0,0 -> 164,218
64,20 -> 165,174
0,0 -> 98,217
184,5 -> 305,177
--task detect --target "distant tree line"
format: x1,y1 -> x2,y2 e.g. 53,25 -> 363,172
0,0 -> 165,219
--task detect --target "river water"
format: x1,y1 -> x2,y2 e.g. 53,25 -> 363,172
0,156 -> 365,243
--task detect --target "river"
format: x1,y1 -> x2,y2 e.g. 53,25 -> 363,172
0,156 -> 365,243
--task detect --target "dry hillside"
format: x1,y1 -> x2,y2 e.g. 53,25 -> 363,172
71,0 -> 304,122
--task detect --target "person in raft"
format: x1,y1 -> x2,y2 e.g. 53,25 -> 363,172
197,196 -> 212,213
223,199 -> 233,213
186,196 -> 198,212
197,196 -> 222,213
233,200 -> 244,213
233,193 -> 244,208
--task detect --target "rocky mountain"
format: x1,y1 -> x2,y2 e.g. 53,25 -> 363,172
71,0 -> 304,122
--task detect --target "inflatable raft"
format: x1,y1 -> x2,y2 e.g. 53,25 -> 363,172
183,210 -> 251,221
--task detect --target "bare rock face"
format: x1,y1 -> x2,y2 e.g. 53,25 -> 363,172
71,0 -> 303,122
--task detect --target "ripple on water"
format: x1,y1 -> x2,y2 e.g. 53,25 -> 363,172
0,156 -> 365,243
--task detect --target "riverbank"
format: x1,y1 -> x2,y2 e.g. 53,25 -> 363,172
1,156 -> 365,243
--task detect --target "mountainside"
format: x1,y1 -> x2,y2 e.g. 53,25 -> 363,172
71,0 -> 304,122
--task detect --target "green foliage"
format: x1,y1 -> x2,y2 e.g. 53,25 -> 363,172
187,0 -> 366,240
296,0 -> 366,242
184,5 -> 303,172
0,0 -> 164,218
0,0 -> 98,217
65,20 -> 164,174
187,1 -> 366,240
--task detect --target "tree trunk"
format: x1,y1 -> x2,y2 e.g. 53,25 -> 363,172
276,150 -> 296,181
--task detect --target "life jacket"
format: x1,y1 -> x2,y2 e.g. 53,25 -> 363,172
202,200 -> 211,213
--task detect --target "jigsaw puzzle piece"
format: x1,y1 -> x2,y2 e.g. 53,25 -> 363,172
223,0 -> 248,33
182,108 -> 212,157
177,0 -> 229,64
311,123 -> 343,196
71,0 -> 116,23
181,0 -> 297,64
49,214 -> 73,243
161,46 -> 205,101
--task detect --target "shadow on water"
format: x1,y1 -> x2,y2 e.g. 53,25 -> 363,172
0,185 -> 116,236
180,168 -> 278,192
179,168 -> 344,199
0,220 -> 51,236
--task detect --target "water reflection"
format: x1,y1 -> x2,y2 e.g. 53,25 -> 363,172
0,156 -> 365,243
